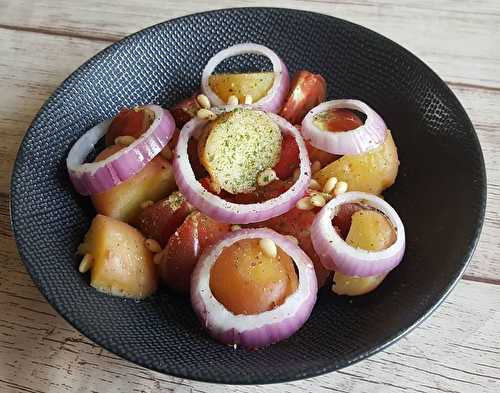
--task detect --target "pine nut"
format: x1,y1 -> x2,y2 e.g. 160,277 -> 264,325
160,145 -> 173,160
310,193 -> 326,207
196,94 -> 211,109
197,108 -> 217,121
231,225 -> 241,232
309,179 -> 321,190
285,235 -> 299,245
227,95 -> 239,105
259,238 -> 277,258
145,238 -> 162,253
296,197 -> 314,210
257,168 -> 277,187
140,200 -> 154,209
323,176 -> 338,193
292,168 -> 301,181
244,95 -> 253,105
333,181 -> 348,196
79,254 -> 93,273
115,135 -> 136,146
311,160 -> 322,174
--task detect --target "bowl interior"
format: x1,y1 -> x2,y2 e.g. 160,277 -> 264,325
10,8 -> 486,384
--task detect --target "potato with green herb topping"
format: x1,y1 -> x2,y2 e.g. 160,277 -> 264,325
199,109 -> 282,194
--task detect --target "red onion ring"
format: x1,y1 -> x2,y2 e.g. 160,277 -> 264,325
172,108 -> 311,224
301,99 -> 387,155
67,105 -> 175,195
311,192 -> 405,277
191,228 -> 318,348
201,43 -> 290,113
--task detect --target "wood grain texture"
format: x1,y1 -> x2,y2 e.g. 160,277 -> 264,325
0,0 -> 499,392
0,0 -> 499,89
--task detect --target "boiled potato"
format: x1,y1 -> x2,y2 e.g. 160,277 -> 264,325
332,209 -> 396,296
78,214 -> 158,299
208,72 -> 274,103
199,109 -> 282,194
314,131 -> 399,195
91,145 -> 176,223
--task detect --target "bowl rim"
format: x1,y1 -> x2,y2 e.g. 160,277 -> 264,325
10,7 -> 487,385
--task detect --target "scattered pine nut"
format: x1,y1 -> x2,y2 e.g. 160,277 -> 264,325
259,238 -> 277,258
296,197 -> 314,210
196,94 -> 211,109
145,238 -> 162,253
285,235 -> 299,245
323,176 -> 338,193
256,168 -> 277,187
292,168 -> 301,181
311,160 -> 322,174
310,193 -> 326,207
160,145 -> 173,160
79,254 -> 94,273
227,95 -> 239,105
321,192 -> 333,201
244,95 -> 253,105
115,135 -> 136,146
333,181 -> 348,196
140,200 -> 154,209
197,108 -> 217,121
309,179 -> 321,190
231,225 -> 242,232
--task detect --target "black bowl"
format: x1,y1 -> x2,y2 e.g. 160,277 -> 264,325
10,8 -> 486,384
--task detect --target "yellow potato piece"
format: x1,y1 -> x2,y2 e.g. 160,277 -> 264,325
333,210 -> 396,296
314,131 -> 399,195
208,72 -> 274,103
91,145 -> 177,223
78,214 -> 158,299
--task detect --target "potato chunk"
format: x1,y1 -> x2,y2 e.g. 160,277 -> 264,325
314,131 -> 399,195
208,72 -> 274,103
199,109 -> 282,194
91,145 -> 176,223
78,214 -> 158,299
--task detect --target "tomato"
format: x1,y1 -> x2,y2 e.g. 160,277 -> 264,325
137,191 -> 194,247
158,211 -> 230,295
313,108 -> 363,132
255,207 -> 331,287
170,94 -> 200,128
273,135 -> 300,179
105,107 -> 154,145
279,71 -> 327,124
229,180 -> 292,204
210,238 -> 298,315
304,109 -> 363,167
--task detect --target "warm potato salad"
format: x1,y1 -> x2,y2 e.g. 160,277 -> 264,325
67,43 -> 405,349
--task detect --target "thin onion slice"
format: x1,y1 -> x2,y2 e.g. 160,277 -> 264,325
172,108 -> 311,224
191,228 -> 318,348
301,99 -> 387,155
311,192 -> 405,277
67,105 -> 175,195
201,43 -> 290,113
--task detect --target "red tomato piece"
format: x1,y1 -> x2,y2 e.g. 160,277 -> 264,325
315,108 -> 363,133
273,135 -> 300,180
279,71 -> 327,124
137,192 -> 194,247
170,94 -> 200,128
105,107 -> 153,145
158,211 -> 230,295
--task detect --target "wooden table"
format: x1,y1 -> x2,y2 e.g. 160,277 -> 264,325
0,1 -> 499,392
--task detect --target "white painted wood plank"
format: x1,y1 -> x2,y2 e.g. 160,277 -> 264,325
0,0 -> 499,88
